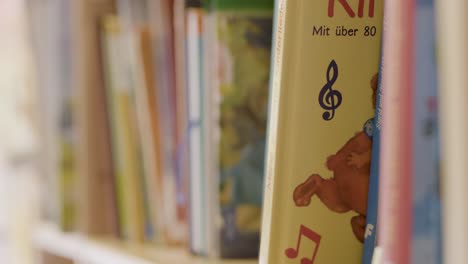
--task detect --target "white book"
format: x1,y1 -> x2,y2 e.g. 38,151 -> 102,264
436,0 -> 468,264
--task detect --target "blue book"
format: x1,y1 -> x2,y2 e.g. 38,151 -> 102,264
362,55 -> 383,264
411,0 -> 442,263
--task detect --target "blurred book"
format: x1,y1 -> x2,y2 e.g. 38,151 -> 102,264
101,15 -> 145,242
147,0 -> 188,245
72,0 -> 120,237
411,0 -> 442,263
205,0 -> 274,258
185,0 -> 208,256
377,0 -> 414,263
27,0 -> 77,232
436,0 -> 468,263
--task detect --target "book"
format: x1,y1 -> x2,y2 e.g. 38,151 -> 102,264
27,0 -> 120,236
377,0 -> 415,263
26,0 -> 66,228
205,0 -> 274,258
201,5 -> 217,256
147,0 -> 188,244
173,0 -> 191,246
101,15 -> 145,242
362,68 -> 382,264
29,0 -> 79,232
411,0 -> 442,263
436,0 -> 468,263
116,0 -> 161,242
185,0 -> 208,255
72,0 -> 120,237
136,25 -> 166,242
259,0 -> 383,263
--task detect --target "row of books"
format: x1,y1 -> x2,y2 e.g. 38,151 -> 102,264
27,0 -> 467,263
28,0 -> 274,259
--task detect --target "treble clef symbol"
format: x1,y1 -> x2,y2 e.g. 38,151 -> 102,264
318,60 -> 342,121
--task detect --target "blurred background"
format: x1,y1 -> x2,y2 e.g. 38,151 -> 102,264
0,0 -> 41,263
0,0 -> 274,263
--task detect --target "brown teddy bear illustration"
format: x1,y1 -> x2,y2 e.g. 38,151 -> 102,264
293,74 -> 378,243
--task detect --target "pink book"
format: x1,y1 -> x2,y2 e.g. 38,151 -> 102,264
377,0 -> 415,263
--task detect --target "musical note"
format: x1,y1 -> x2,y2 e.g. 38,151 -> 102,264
318,60 -> 342,121
285,225 -> 322,264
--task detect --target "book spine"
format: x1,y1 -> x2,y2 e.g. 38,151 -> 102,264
436,0 -> 468,263
411,1 -> 442,263
202,11 -> 218,257
101,16 -> 145,241
186,7 -> 207,255
378,0 -> 415,263
259,0 -> 287,263
362,58 -> 383,264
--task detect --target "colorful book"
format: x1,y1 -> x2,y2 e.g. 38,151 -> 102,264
147,0 -> 188,244
185,0 -> 208,255
377,0 -> 415,263
205,0 -> 274,258
116,0 -> 162,242
101,15 -> 145,242
174,0 -> 191,246
259,0 -> 383,263
436,0 -> 468,263
411,0 -> 442,263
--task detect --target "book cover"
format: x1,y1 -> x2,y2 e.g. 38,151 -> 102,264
411,0 -> 442,263
206,0 -> 274,258
377,0 -> 415,263
436,0 -> 468,263
259,1 -> 383,263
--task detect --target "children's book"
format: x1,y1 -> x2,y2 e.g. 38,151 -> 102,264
436,0 -> 468,263
377,0 -> 415,263
259,0 -> 383,263
204,0 -> 274,258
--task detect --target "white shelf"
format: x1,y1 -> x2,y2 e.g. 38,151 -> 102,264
33,223 -> 257,264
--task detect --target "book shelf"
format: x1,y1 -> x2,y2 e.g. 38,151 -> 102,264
33,223 -> 257,264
